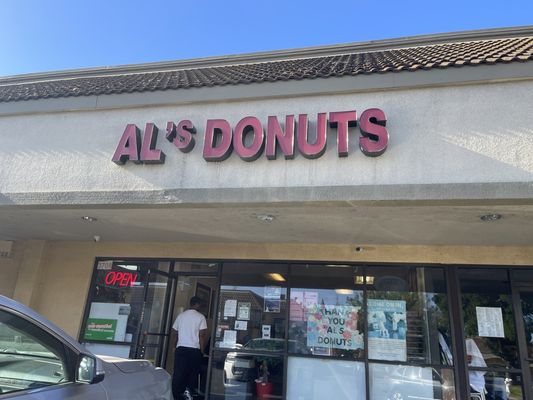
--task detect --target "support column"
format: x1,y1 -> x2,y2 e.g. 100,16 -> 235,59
12,240 -> 47,308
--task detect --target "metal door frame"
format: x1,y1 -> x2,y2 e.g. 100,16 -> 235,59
512,283 -> 533,400
134,266 -> 175,366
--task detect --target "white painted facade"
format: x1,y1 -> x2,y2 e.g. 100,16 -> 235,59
1,80 -> 532,198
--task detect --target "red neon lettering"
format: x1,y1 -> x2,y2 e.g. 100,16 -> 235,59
104,271 -> 116,285
104,271 -> 138,287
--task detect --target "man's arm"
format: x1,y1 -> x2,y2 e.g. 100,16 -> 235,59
171,329 -> 179,349
199,329 -> 207,353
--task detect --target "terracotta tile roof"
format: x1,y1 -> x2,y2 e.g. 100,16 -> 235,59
0,36 -> 532,103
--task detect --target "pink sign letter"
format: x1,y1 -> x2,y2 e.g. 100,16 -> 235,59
359,108 -> 388,157
203,119 -> 233,161
266,115 -> 295,160
297,113 -> 328,159
329,111 -> 357,157
112,124 -> 141,165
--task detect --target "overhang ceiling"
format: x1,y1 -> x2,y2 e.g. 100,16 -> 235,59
0,202 -> 532,246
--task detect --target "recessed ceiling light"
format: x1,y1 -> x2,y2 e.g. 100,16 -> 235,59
256,214 -> 275,222
480,214 -> 502,222
267,273 -> 285,282
81,216 -> 98,222
335,289 -> 354,295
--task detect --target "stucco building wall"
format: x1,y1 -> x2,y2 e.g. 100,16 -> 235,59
1,80 -> 532,204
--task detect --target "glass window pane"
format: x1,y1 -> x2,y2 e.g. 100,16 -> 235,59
84,260 -> 149,354
215,263 -> 287,350
209,350 -> 283,399
174,261 -> 219,273
287,357 -> 365,400
459,268 -> 519,369
470,370 -> 522,400
370,363 -> 456,400
367,267 -> 451,364
289,264 -> 364,359
84,260 -> 172,359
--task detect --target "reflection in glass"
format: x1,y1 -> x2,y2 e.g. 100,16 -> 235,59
367,267 -> 451,364
137,272 -> 171,364
83,260 -> 171,359
289,288 -> 363,358
369,363 -> 456,400
215,263 -> 288,350
0,310 -> 68,394
287,357 -> 365,400
174,261 -> 218,273
480,370 -> 522,400
459,269 -> 519,369
289,264 -> 364,359
520,292 -> 533,360
209,350 -> 283,400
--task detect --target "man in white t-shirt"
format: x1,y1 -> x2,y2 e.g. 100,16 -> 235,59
171,296 -> 208,400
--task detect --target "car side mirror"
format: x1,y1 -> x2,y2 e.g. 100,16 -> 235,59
77,354 -> 105,384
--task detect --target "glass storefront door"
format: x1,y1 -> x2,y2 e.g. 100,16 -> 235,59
165,274 -> 219,398
134,268 -> 174,366
80,260 -> 174,363
459,268 -> 524,400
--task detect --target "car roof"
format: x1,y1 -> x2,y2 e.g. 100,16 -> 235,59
0,295 -> 86,353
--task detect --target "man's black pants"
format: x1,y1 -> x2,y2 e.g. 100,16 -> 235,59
173,346 -> 202,399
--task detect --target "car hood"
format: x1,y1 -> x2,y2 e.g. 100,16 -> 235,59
96,355 -> 155,374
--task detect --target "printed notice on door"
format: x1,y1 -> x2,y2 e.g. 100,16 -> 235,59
476,307 -> 505,338
224,299 -> 237,318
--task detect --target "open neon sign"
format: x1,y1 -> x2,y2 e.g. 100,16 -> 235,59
104,271 -> 139,287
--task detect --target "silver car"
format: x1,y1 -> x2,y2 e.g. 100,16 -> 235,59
0,295 -> 171,399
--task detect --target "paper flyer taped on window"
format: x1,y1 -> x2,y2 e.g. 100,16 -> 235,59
264,286 -> 281,313
476,306 -> 505,338
262,325 -> 271,339
224,299 -> 237,318
367,299 -> 407,361
306,304 -> 363,350
235,320 -> 248,330
223,330 -> 237,346
237,302 -> 251,320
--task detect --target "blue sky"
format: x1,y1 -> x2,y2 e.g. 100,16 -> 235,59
1,0 -> 532,77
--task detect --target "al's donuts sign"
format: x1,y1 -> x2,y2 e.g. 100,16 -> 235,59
112,108 -> 388,164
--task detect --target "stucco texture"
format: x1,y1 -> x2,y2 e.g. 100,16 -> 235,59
1,80 -> 532,199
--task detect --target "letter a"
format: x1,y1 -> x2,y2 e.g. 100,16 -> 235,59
112,124 -> 142,164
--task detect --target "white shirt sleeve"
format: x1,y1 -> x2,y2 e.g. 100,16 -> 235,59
172,316 -> 179,332
200,315 -> 207,330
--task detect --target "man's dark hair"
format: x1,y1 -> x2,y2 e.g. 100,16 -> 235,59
190,296 -> 203,307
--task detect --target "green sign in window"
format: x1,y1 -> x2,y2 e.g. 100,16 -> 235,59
84,318 -> 117,341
